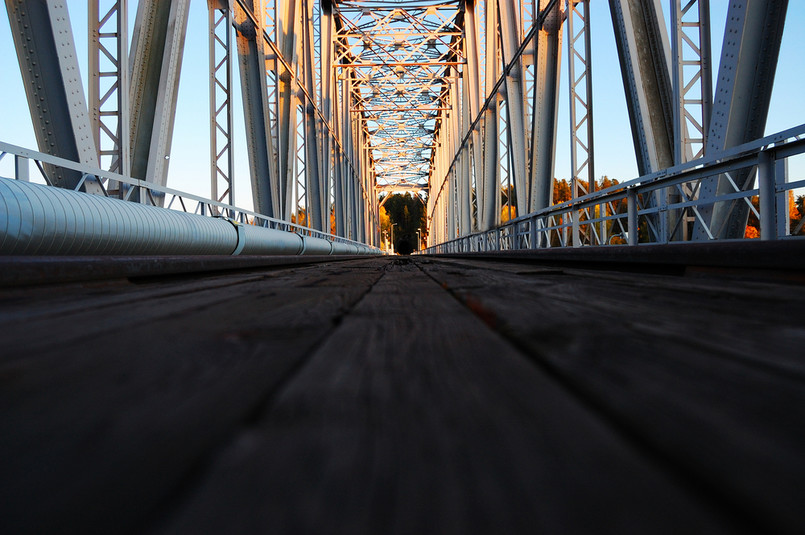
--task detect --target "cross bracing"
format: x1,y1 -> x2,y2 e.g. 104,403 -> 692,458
0,0 -> 802,257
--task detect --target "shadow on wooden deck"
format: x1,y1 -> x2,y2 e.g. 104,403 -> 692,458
1,243 -> 804,533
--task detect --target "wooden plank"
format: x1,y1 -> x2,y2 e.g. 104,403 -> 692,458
0,259 -> 385,533
419,256 -> 805,532
155,258 -> 739,534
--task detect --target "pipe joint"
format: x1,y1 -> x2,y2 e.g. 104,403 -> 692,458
216,216 -> 246,255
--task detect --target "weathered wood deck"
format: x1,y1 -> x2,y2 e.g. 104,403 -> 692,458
1,245 -> 804,533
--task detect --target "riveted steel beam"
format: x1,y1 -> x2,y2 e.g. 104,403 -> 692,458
129,0 -> 191,203
609,0 -> 674,176
209,0 -> 235,214
529,0 -> 563,213
498,0 -> 529,219
693,0 -> 788,240
6,0 -> 103,194
89,0 -> 130,186
481,0 -> 501,231
232,0 -> 276,216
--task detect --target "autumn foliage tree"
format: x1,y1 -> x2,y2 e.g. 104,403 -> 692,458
745,191 -> 804,238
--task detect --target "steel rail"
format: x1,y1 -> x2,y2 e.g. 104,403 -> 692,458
421,123 -> 805,253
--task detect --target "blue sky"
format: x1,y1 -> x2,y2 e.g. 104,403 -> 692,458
1,1 -> 803,213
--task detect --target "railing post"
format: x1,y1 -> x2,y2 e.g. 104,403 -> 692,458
15,156 -> 29,182
627,188 -> 637,246
757,150 -> 776,240
775,158 -> 789,238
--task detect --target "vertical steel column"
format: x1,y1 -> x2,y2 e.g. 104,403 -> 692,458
129,0 -> 191,201
301,0 -> 324,231
757,150 -> 776,241
232,0 -> 276,216
333,75 -> 347,237
459,79 -> 472,234
482,0 -> 501,231
566,0 -> 595,245
89,0 -> 130,185
464,0 -> 486,229
693,0 -> 788,240
209,0 -> 235,213
670,0 -> 712,165
321,1 -> 335,233
670,0 -> 712,240
609,0 -> 674,242
6,0 -> 102,193
608,0 -> 674,176
529,0 -> 563,213
497,0 -> 529,218
277,0 -> 299,221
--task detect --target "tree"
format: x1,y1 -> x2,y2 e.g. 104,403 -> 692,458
383,193 -> 427,254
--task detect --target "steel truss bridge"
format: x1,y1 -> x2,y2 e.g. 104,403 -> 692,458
2,1 -> 805,533
0,0 -> 802,254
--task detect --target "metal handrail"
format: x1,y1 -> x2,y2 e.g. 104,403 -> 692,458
421,124 -> 805,254
0,140 -> 381,253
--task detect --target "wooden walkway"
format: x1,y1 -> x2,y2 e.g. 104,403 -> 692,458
1,247 -> 805,533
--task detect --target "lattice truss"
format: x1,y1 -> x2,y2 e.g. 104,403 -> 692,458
333,1 -> 462,192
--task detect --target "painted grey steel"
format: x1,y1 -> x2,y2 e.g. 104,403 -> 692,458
609,0 -> 674,176
566,0 -> 595,245
482,0 -> 500,231
464,0 -> 487,230
693,0 -> 789,240
670,0 -> 712,165
421,124 -> 805,254
498,0 -> 529,219
233,0 -> 276,216
301,0 -> 324,232
15,156 -> 29,182
529,0 -> 563,213
89,0 -> 130,182
277,0 -> 299,222
209,0 -> 236,212
320,1 -> 335,235
609,0 -> 678,243
5,0 -> 103,194
129,0 -> 191,199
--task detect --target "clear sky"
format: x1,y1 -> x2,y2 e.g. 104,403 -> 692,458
1,1 -> 803,213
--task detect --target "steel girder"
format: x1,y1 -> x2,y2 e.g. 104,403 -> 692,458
609,0 -> 674,176
669,0 -> 712,240
670,0 -> 712,165
301,0 -> 324,231
321,1 -> 336,234
692,0 -> 788,240
276,0 -> 298,222
498,0 -> 529,219
529,0 -> 562,214
5,0 -> 103,194
89,0 -> 130,185
567,0 -> 596,246
481,0 -> 500,231
609,0 -> 678,243
209,0 -> 235,213
129,0 -> 191,203
464,0 -> 485,230
233,0 -> 276,216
